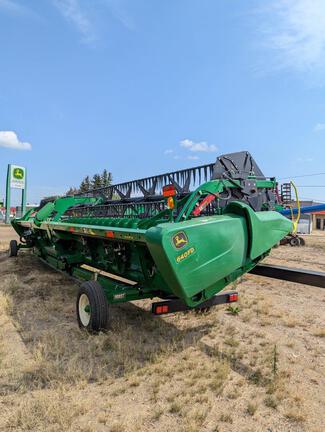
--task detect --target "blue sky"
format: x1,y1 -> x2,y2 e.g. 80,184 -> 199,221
1,0 -> 325,204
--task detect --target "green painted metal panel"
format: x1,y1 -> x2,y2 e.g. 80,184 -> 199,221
224,202 -> 293,260
145,203 -> 291,307
145,214 -> 248,306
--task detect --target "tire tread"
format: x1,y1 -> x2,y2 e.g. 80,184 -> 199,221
76,280 -> 109,332
9,240 -> 18,257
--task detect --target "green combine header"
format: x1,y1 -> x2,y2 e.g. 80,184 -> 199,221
10,151 -> 292,331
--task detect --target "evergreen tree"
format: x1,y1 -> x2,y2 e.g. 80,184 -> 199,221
92,173 -> 102,189
79,179 -> 87,193
79,175 -> 91,192
66,187 -> 78,196
101,169 -> 113,187
68,171 -> 112,195
84,175 -> 91,191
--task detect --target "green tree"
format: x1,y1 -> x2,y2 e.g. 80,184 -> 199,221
101,169 -> 112,188
66,186 -> 78,196
79,175 -> 91,193
84,175 -> 91,191
68,171 -> 112,195
92,173 -> 102,189
79,180 -> 86,193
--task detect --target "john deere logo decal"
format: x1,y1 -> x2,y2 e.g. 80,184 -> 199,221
13,168 -> 24,180
172,232 -> 188,249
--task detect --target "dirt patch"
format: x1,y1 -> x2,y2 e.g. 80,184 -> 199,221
0,229 -> 324,432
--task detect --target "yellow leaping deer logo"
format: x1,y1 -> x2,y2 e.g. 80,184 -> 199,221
172,232 -> 188,249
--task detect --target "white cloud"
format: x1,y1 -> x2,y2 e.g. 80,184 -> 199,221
314,123 -> 325,132
180,139 -> 217,153
53,0 -> 95,42
164,149 -> 174,155
0,131 -> 32,150
259,1 -> 325,72
187,155 -> 199,160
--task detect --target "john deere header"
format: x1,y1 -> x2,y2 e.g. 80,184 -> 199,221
10,151 -> 292,331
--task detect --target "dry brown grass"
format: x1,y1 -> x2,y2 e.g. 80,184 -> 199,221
0,226 -> 324,431
5,389 -> 85,431
284,407 -> 307,423
282,317 -> 300,328
264,394 -> 278,409
312,327 -> 325,338
0,291 -> 13,315
246,401 -> 258,416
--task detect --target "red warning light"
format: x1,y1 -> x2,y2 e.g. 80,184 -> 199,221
155,305 -> 169,314
105,231 -> 115,238
228,293 -> 238,302
163,185 -> 176,197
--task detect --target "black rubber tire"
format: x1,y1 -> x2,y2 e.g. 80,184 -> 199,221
289,237 -> 300,247
299,237 -> 306,246
9,240 -> 18,257
76,281 -> 109,332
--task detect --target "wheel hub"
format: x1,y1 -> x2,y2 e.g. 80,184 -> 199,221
79,294 -> 91,326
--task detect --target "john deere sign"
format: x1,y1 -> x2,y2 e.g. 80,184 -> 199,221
5,164 -> 27,223
10,165 -> 26,189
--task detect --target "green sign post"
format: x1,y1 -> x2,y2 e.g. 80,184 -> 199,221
5,164 -> 27,224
